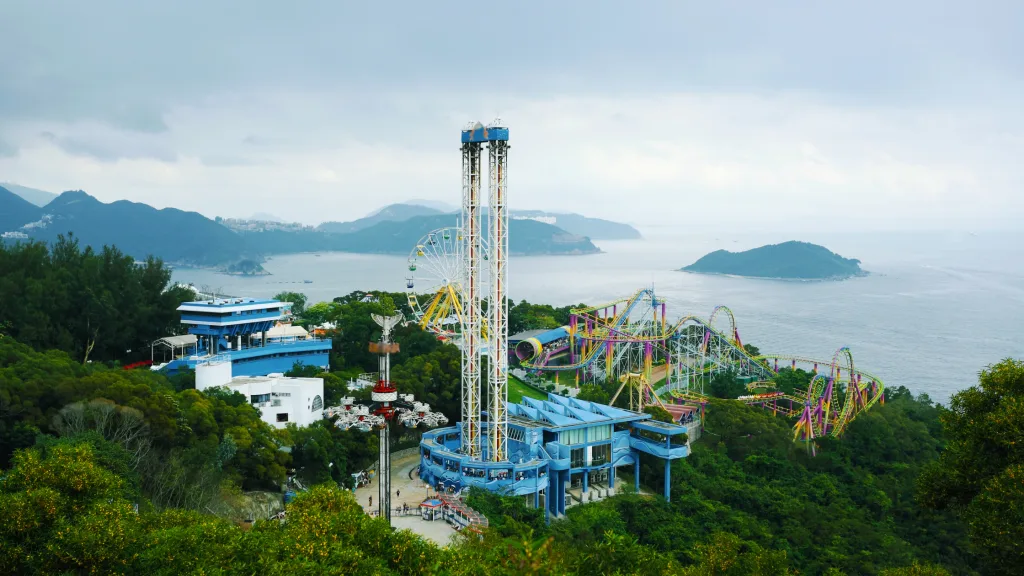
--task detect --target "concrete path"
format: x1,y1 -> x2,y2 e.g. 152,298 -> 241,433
353,450 -> 458,546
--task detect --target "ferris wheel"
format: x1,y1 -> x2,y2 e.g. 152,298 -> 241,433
406,227 -> 467,341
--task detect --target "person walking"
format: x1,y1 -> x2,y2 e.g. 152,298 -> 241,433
368,495 -> 372,508
396,489 -> 401,499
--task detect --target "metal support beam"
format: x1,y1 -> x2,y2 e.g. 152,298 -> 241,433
379,424 -> 391,522
487,138 -> 509,463
460,141 -> 483,459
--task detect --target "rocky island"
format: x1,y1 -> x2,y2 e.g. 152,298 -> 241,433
681,241 -> 865,280
224,259 -> 270,276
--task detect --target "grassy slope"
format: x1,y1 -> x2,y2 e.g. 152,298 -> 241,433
508,374 -> 548,404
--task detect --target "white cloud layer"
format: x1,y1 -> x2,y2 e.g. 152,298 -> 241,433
0,1 -> 1021,230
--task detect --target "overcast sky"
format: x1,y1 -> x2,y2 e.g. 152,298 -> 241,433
1,1 -> 1021,230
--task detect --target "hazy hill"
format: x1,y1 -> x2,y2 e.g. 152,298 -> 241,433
348,201 -> 642,240
246,213 -> 599,256
511,210 -> 642,240
0,182 -> 58,207
21,191 -> 251,266
682,241 -> 864,279
4,192 -> 599,265
317,203 -> 442,234
0,185 -> 43,232
399,198 -> 459,213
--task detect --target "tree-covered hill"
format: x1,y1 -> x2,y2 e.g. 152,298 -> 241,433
0,185 -> 42,233
682,240 -> 865,279
16,191 -> 252,266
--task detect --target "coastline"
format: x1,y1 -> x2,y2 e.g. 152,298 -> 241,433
678,269 -> 869,282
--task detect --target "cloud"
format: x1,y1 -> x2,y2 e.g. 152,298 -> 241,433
0,1 -> 1020,229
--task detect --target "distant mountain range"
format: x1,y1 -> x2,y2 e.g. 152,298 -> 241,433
318,203 -> 444,234
510,210 -> 641,240
1,182 -> 59,207
323,202 -> 642,240
1,188 -> 248,265
681,241 -> 865,280
0,186 -> 45,233
0,188 -> 602,265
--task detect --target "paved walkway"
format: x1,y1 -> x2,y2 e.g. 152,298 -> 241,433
353,451 -> 458,546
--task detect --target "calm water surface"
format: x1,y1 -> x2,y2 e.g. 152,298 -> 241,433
173,229 -> 1024,404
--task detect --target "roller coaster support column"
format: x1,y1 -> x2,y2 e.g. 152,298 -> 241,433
487,126 -> 510,463
460,133 -> 483,459
665,435 -> 675,499
606,339 -> 613,378
634,459 -> 640,492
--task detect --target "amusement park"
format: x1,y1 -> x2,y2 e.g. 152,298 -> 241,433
362,120 -> 890,526
151,121 -> 890,533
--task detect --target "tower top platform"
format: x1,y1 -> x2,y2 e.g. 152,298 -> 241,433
177,298 -> 284,313
177,298 -> 288,337
461,122 -> 509,143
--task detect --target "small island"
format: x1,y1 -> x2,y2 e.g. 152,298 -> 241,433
223,259 -> 270,276
680,241 -> 865,280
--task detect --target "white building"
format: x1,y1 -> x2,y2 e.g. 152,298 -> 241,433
195,360 -> 324,429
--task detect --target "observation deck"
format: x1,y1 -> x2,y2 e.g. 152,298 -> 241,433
153,298 -> 331,377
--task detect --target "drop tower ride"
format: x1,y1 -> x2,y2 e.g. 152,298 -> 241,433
460,121 -> 510,463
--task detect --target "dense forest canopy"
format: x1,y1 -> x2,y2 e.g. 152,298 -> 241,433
0,236 -> 193,363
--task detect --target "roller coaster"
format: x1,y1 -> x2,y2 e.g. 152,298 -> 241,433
512,287 -> 885,446
401,221 -> 886,447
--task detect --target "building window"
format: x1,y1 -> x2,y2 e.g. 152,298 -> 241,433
311,395 -> 323,411
276,413 -> 289,422
251,393 -> 270,404
590,425 -> 612,442
570,447 -> 585,468
591,443 -> 611,466
559,428 -> 585,445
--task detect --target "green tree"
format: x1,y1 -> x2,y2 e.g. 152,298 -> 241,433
917,358 -> 1024,574
577,383 -> 610,404
303,301 -> 339,327
709,370 -> 746,399
0,236 -> 191,363
273,291 -> 307,315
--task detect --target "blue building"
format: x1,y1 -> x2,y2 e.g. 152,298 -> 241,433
419,393 -> 692,518
152,298 -> 331,377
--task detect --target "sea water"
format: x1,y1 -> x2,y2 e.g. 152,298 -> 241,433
172,229 -> 1024,404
